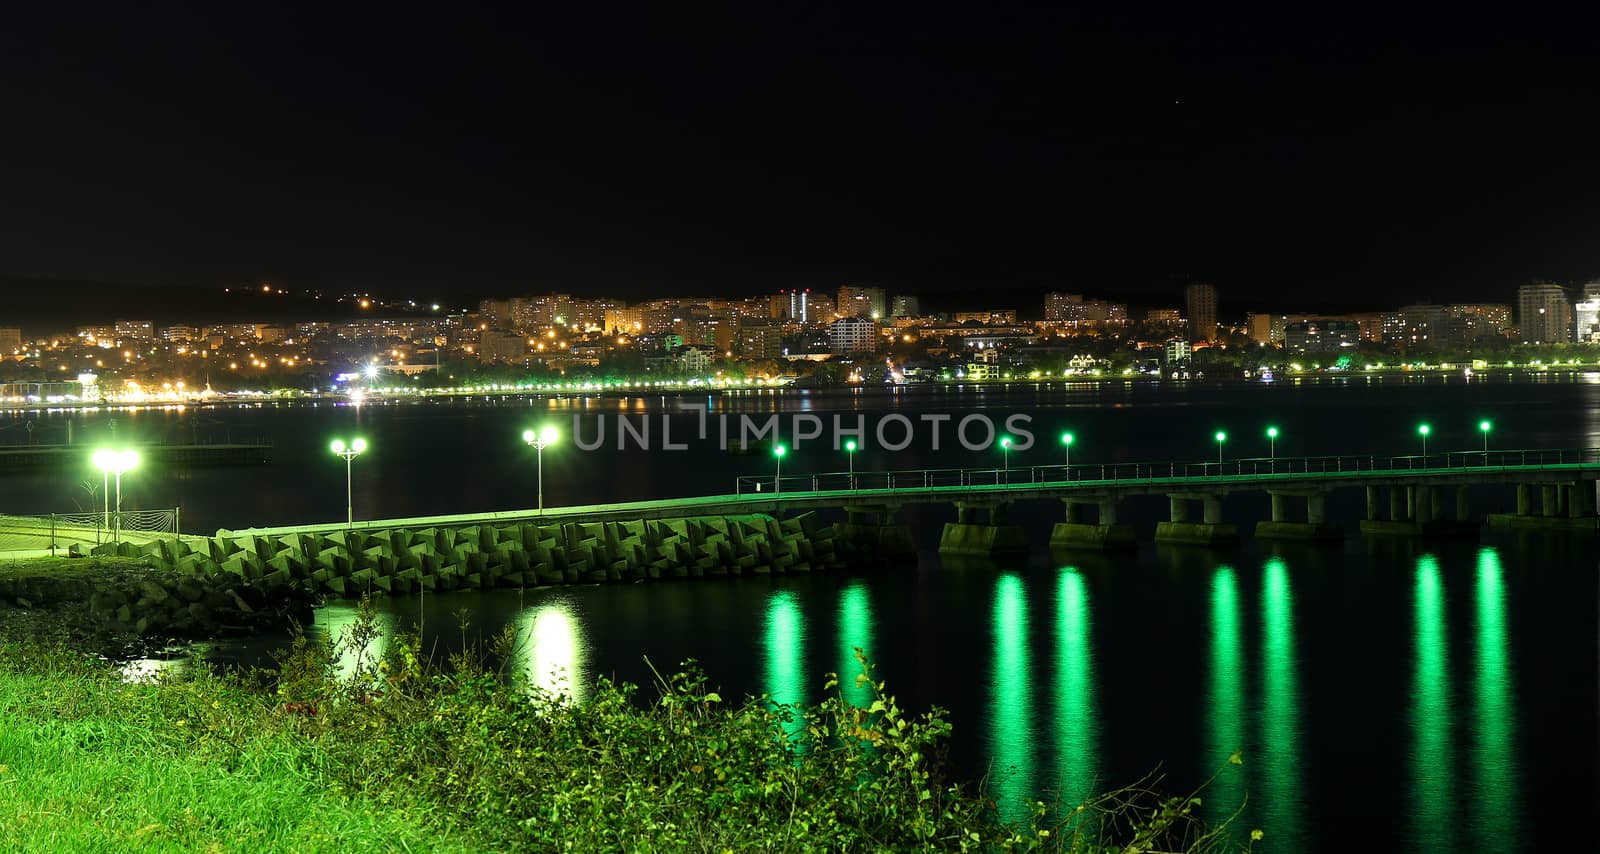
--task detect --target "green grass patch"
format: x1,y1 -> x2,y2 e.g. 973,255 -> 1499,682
0,604 -> 1249,852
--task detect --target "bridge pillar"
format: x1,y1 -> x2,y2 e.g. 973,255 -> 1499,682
1366,486 -> 1381,521
1489,480 -> 1599,531
1414,486 -> 1434,524
1390,487 -> 1409,522
1051,496 -> 1136,551
1307,492 -> 1327,525
1259,489 -> 1341,541
835,503 -> 916,561
1156,492 -> 1237,546
1406,486 -> 1417,521
1570,481 -> 1595,518
940,501 -> 1027,557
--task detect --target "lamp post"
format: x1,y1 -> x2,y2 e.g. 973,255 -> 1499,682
522,426 -> 559,514
773,444 -> 787,494
1479,420 -> 1491,455
1417,423 -> 1430,461
1266,426 -> 1279,461
91,449 -> 139,546
330,438 -> 368,528
1060,431 -> 1074,474
1214,431 -> 1227,472
844,439 -> 858,489
1000,436 -> 1012,482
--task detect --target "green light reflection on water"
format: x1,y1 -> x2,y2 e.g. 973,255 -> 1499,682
1054,568 -> 1099,811
1205,566 -> 1245,828
1258,558 -> 1303,846
990,573 -> 1036,826
1471,547 -> 1519,846
764,589 -> 808,746
836,581 -> 875,708
1410,553 -> 1456,850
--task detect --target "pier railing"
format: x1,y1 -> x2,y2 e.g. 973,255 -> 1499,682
734,447 -> 1600,496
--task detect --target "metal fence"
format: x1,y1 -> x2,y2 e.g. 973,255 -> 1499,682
734,448 -> 1600,496
0,508 -> 181,554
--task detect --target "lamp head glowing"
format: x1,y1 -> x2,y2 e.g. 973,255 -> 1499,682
1418,423 -> 1431,437
351,438 -> 367,454
1479,420 -> 1491,432
118,450 -> 139,471
1000,437 -> 1012,449
330,439 -> 346,454
522,429 -> 536,444
1060,432 -> 1074,446
845,440 -> 857,453
1266,426 -> 1279,439
1215,431 -> 1227,443
538,425 -> 559,446
92,448 -> 114,471
772,444 -> 786,458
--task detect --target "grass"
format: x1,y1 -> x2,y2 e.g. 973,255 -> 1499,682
0,647 -> 466,853
0,603 -> 1248,852
0,555 -> 150,582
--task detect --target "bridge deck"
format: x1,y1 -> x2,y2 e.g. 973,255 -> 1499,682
224,450 -> 1600,537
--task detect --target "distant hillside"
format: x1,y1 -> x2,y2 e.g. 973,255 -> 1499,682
0,276 -> 450,336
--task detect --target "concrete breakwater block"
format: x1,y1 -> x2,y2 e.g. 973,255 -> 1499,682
132,511 -> 849,604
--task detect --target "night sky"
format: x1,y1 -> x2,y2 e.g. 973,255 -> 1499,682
3,2 -> 1599,312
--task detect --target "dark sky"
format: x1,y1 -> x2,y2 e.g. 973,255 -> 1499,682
3,2 -> 1599,312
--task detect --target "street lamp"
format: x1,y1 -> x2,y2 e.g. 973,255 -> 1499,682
1266,426 -> 1279,460
1214,431 -> 1227,469
522,426 -> 560,514
1060,431 -> 1074,471
773,444 -> 787,494
91,448 -> 139,546
1417,423 -> 1430,460
1479,420 -> 1491,454
844,439 -> 858,489
999,436 -> 1013,482
330,438 -> 368,528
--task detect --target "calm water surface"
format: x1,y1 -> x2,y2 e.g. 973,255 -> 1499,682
4,377 -> 1597,852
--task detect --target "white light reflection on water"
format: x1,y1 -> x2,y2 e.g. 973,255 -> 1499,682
515,597 -> 587,703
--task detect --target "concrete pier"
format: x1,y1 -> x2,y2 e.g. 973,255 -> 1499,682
1049,496 -> 1136,550
1155,492 -> 1238,546
939,501 -> 1027,556
1255,488 -> 1342,541
834,504 -> 917,560
1489,480 -> 1600,531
